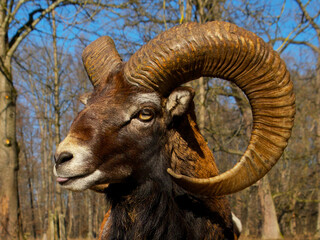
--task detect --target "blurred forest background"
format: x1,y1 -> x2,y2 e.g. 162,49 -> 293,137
0,0 -> 319,239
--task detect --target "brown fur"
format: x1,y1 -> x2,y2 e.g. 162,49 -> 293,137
57,67 -> 236,239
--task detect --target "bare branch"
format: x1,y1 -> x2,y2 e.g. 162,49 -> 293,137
9,8 -> 44,48
3,0 -> 28,30
295,0 -> 320,34
275,37 -> 319,53
163,0 -> 168,30
7,0 -> 65,58
276,22 -> 308,53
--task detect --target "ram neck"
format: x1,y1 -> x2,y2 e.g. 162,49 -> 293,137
103,177 -> 233,240
105,179 -> 181,239
100,106 -> 234,239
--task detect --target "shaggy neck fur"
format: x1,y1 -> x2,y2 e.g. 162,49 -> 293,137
104,177 -> 234,239
101,108 -> 235,240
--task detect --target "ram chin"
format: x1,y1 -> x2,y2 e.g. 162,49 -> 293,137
54,168 -> 106,191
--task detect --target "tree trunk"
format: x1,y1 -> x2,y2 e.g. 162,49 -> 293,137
258,176 -> 283,239
242,185 -> 260,237
0,7 -> 20,237
23,147 -> 37,239
67,192 -> 73,237
87,193 -> 94,239
0,70 -> 20,240
198,77 -> 206,132
315,50 -> 320,239
196,1 -> 206,133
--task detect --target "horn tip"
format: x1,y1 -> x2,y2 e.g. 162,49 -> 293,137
167,168 -> 182,179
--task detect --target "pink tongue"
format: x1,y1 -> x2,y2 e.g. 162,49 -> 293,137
56,177 -> 69,183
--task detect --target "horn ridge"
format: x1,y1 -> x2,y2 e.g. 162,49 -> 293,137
125,21 -> 295,196
82,36 -> 122,87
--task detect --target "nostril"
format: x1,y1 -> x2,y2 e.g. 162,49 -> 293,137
56,152 -> 73,165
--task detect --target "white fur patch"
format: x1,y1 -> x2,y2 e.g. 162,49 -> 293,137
58,169 -> 105,191
133,92 -> 161,106
125,92 -> 161,121
54,135 -> 106,191
55,136 -> 93,177
232,212 -> 242,234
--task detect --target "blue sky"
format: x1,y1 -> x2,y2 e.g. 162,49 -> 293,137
12,0 -> 319,78
10,1 -> 317,54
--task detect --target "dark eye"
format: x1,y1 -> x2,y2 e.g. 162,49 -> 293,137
138,108 -> 154,122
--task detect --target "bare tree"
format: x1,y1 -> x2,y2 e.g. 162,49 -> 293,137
0,3 -> 71,238
0,1 -> 119,238
291,1 -> 320,237
6,0 -> 319,238
262,0 -> 320,236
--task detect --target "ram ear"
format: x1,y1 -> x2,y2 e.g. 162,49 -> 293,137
165,86 -> 195,119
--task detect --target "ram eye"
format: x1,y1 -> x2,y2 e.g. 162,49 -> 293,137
138,108 -> 154,122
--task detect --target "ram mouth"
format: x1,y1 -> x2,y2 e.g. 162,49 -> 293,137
55,170 -> 110,192
56,174 -> 90,185
54,165 -> 109,191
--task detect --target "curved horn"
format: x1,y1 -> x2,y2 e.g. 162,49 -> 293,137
82,36 -> 122,87
124,21 -> 295,196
